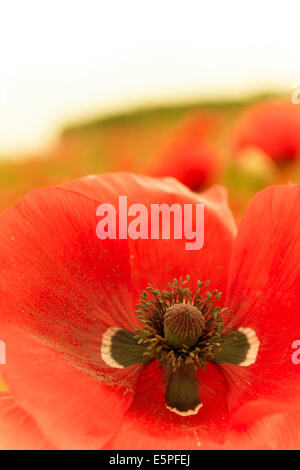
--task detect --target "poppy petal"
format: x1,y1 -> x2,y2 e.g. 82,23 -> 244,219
232,100 -> 300,162
0,392 -> 54,450
0,173 -> 236,448
0,188 -> 139,448
210,328 -> 259,366
224,184 -> 300,418
65,173 -> 236,303
104,410 -> 300,450
64,173 -> 236,303
0,187 -> 139,371
228,410 -> 300,450
165,367 -> 202,416
104,359 -> 231,449
101,328 -> 150,368
0,327 -> 135,449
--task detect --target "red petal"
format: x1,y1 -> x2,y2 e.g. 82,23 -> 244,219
104,411 -> 300,450
2,390 -> 298,450
0,328 -> 133,449
0,392 -> 54,450
232,100 -> 300,162
143,112 -> 221,190
0,187 -> 138,448
104,360 -> 230,449
0,173 -> 236,447
224,184 -> 300,418
146,141 -> 220,191
0,186 -> 139,366
64,173 -> 236,302
105,358 -> 300,449
242,411 -> 300,449
226,410 -> 300,450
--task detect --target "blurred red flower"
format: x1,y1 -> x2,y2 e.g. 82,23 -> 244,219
144,113 -> 221,190
0,173 -> 299,449
232,100 -> 300,163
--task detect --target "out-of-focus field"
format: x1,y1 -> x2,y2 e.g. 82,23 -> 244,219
1,94 -> 299,219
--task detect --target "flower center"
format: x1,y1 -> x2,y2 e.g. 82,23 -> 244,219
101,275 -> 260,417
164,303 -> 206,349
135,276 -> 226,372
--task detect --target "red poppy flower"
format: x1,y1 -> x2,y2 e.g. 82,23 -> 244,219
0,173 -> 299,450
144,113 -> 221,190
232,100 -> 300,163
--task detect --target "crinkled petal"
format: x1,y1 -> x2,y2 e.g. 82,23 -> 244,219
64,174 -> 237,304
0,173 -> 237,448
224,184 -> 300,420
104,360 -> 231,449
0,328 -> 133,449
0,392 -> 54,450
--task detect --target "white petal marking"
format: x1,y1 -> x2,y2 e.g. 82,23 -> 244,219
238,327 -> 260,366
166,403 -> 203,417
101,327 -> 125,369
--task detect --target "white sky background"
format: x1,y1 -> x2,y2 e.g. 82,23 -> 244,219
0,0 -> 300,157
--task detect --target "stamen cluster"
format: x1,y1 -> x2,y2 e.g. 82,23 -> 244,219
135,276 -> 231,372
